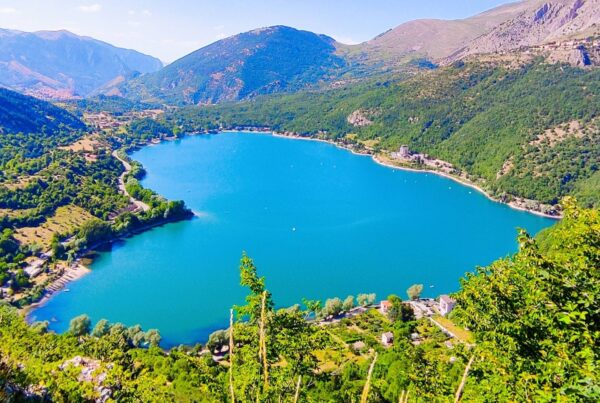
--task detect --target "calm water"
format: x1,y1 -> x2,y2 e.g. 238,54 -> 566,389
31,132 -> 554,346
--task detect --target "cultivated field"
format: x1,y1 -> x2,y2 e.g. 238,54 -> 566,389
13,205 -> 94,249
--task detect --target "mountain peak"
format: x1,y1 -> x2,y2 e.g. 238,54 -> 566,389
0,28 -> 163,99
122,25 -> 345,105
33,29 -> 81,40
446,0 -> 600,64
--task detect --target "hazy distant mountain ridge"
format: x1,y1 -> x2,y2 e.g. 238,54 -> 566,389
0,29 -> 163,99
121,26 -> 346,105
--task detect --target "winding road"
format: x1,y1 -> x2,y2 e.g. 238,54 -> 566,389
112,150 -> 150,212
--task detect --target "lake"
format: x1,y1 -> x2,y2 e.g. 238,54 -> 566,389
30,132 -> 554,346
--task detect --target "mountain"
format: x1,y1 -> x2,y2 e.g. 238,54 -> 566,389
120,0 -> 599,107
0,87 -> 84,134
342,0 -> 537,65
0,29 -> 163,99
334,0 -> 600,68
0,87 -> 86,164
120,26 -> 347,105
446,0 -> 600,65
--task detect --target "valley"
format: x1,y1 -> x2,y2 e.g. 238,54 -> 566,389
0,0 -> 599,400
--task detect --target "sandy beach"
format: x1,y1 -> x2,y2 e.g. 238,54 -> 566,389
24,263 -> 91,314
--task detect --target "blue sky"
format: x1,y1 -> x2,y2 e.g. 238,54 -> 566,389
0,0 -> 516,62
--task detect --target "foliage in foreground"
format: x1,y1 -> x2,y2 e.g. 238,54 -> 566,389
455,197 -> 600,401
0,201 -> 598,401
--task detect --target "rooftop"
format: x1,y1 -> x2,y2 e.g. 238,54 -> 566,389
440,295 -> 456,304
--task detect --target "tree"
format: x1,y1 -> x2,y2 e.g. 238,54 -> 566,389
109,323 -> 127,339
236,253 -> 272,323
145,329 -> 161,347
399,303 -> 415,322
342,295 -> 355,312
12,269 -> 30,290
77,219 -> 113,246
50,234 -> 65,260
127,325 -> 145,347
30,321 -> 49,334
68,314 -> 91,337
91,319 -> 110,337
173,125 -> 183,139
207,329 -> 228,353
386,294 -> 415,322
455,200 -> 600,399
407,284 -> 424,301
357,293 -> 376,306
387,294 -> 402,321
302,298 -> 322,319
323,298 -> 343,318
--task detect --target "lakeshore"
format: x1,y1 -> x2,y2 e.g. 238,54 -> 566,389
22,127 -> 558,325
227,128 -> 562,219
29,131 -> 554,345
18,143 -> 194,315
24,263 -> 91,314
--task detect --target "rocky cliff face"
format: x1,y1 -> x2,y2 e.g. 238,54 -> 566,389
342,0 -> 541,66
446,0 -> 600,65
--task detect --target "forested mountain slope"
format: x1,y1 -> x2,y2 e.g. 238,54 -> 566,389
0,88 -> 85,134
121,26 -> 347,105
0,88 -> 86,164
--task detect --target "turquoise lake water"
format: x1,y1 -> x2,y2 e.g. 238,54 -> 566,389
30,132 -> 554,346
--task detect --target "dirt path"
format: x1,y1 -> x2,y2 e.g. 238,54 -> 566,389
112,150 -> 150,212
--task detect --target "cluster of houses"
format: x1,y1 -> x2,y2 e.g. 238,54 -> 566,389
378,295 -> 456,347
84,109 -> 164,131
390,145 -> 457,175
0,252 -> 53,299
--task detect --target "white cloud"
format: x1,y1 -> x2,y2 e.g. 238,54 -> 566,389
215,32 -> 227,40
0,7 -> 17,14
127,9 -> 151,17
78,4 -> 102,13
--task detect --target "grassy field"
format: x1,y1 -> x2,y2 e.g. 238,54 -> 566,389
13,205 -> 94,249
359,138 -> 380,149
433,315 -> 474,344
58,135 -> 101,152
2,176 -> 40,191
0,208 -> 37,218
